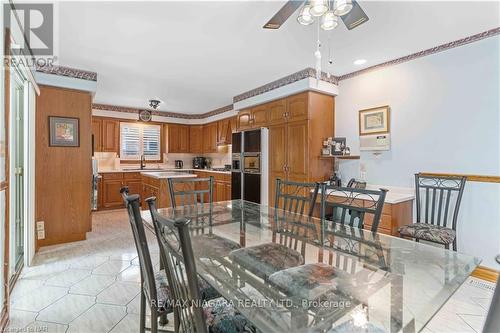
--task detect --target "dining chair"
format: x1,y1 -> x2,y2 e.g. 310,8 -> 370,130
228,179 -> 320,280
120,187 -> 173,333
146,197 -> 256,333
168,176 -> 213,209
319,183 -> 388,234
398,173 -> 466,251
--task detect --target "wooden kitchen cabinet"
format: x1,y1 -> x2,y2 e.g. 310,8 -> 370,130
92,118 -> 103,152
194,171 -> 231,202
167,124 -> 190,153
217,118 -> 231,145
236,109 -> 252,131
286,92 -> 309,122
286,120 -> 308,179
102,119 -> 120,153
202,123 -> 218,153
99,172 -> 142,209
251,104 -> 269,128
189,125 -> 203,153
268,99 -> 287,125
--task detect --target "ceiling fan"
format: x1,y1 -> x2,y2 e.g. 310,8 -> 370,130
263,0 -> 369,31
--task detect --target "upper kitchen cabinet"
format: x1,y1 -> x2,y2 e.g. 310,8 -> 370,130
92,118 -> 103,152
189,125 -> 203,154
216,118 -> 233,146
236,109 -> 252,131
102,118 -> 120,153
203,122 -> 218,153
251,104 -> 269,128
167,124 -> 190,153
286,92 -> 309,122
268,99 -> 287,125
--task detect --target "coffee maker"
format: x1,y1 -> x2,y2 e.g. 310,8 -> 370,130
192,157 -> 206,169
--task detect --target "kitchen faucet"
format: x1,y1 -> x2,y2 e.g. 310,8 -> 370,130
140,155 -> 146,170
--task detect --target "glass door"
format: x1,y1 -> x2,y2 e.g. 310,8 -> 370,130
9,68 -> 25,282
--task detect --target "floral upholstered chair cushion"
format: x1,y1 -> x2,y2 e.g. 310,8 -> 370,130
229,243 -> 304,280
328,320 -> 386,333
147,269 -> 221,312
398,223 -> 456,245
193,234 -> 241,258
204,297 -> 256,333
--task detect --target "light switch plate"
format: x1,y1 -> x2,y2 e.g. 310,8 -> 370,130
37,230 -> 45,239
36,221 -> 45,231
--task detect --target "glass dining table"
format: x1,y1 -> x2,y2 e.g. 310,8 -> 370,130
142,199 -> 480,333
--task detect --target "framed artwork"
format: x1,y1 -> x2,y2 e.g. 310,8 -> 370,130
49,116 -> 80,147
332,137 -> 346,155
359,106 -> 390,136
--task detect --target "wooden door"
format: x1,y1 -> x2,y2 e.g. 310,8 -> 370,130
102,119 -> 120,153
251,104 -> 269,128
178,125 -> 190,153
92,118 -> 102,152
287,120 -> 309,180
287,92 -> 309,122
102,179 -> 124,208
268,123 -> 287,207
189,125 -> 203,153
236,109 -> 252,131
268,99 -> 287,125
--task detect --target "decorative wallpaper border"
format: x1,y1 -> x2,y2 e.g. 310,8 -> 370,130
233,67 -> 339,103
36,64 -> 97,81
92,103 -> 234,120
337,27 -> 500,82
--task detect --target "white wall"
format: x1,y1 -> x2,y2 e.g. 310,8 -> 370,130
335,36 -> 500,269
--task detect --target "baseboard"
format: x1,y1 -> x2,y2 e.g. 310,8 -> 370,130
471,266 -> 499,283
0,307 -> 9,332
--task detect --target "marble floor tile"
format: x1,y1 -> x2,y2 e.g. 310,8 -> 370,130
96,281 -> 140,305
116,265 -> 141,283
66,303 -> 126,333
69,274 -> 116,296
25,320 -> 69,333
458,313 -> 487,333
45,268 -> 92,288
4,309 -> 38,331
37,294 -> 96,324
11,285 -> 68,312
70,255 -> 109,269
9,279 -> 45,301
92,260 -> 131,276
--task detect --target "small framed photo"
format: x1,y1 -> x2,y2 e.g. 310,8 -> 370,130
49,116 -> 80,147
359,106 -> 390,136
332,137 -> 346,155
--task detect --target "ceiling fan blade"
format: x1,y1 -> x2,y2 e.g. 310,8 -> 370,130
263,1 -> 305,29
340,0 -> 369,30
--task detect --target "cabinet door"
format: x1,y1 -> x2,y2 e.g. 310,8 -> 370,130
236,109 -> 252,131
97,177 -> 103,209
102,179 -> 125,208
178,125 -> 190,153
217,119 -> 230,145
268,99 -> 287,125
167,124 -> 179,153
126,180 -> 142,197
92,118 -> 102,152
287,92 -> 309,122
224,182 -> 231,201
268,123 -> 287,208
203,123 -> 217,153
228,117 -> 236,144
102,119 -> 120,153
251,104 -> 269,128
189,126 -> 203,153
287,120 -> 309,179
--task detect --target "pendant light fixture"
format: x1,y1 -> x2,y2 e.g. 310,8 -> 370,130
333,0 -> 353,16
310,0 -> 329,17
297,4 -> 314,25
321,10 -> 338,30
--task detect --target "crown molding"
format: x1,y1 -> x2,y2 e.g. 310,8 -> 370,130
36,64 -> 97,81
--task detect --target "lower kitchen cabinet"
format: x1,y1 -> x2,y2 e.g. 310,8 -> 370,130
194,171 -> 231,202
99,172 -> 142,209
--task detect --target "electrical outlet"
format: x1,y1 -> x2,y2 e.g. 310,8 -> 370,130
37,230 -> 45,240
36,221 -> 45,231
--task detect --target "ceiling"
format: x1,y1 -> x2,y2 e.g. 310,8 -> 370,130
57,1 -> 499,114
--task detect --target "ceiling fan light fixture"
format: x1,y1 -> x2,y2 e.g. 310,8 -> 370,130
297,5 -> 315,25
321,11 -> 338,30
309,0 -> 329,17
333,0 -> 353,16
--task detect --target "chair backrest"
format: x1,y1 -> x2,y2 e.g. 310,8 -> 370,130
274,178 -> 320,217
168,176 -> 214,208
146,197 -> 207,333
120,187 -> 158,307
415,173 -> 466,230
319,183 -> 388,233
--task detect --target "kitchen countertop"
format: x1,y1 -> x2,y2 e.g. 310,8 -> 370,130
320,184 -> 415,205
98,167 -> 231,175
140,171 -> 198,179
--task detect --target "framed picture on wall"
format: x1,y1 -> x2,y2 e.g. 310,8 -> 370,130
359,106 -> 390,136
49,116 -> 80,147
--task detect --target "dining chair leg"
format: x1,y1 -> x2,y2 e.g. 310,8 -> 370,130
174,309 -> 180,333
445,243 -> 449,250
159,314 -> 168,326
140,290 -> 146,333
453,239 -> 457,251
151,310 -> 158,333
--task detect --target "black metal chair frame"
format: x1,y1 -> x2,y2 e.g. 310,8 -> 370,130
319,183 -> 388,236
147,197 -> 208,333
406,173 -> 467,251
120,187 -> 173,333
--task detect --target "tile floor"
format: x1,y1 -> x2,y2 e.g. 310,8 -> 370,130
4,209 -> 495,333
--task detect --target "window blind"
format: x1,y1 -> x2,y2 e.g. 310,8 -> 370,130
120,123 -> 161,160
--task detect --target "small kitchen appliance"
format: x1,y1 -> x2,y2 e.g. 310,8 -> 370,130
175,160 -> 183,169
192,157 -> 206,169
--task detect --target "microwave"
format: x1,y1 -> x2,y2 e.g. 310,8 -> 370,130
243,153 -> 260,174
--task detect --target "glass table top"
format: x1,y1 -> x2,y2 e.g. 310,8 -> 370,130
145,199 -> 480,333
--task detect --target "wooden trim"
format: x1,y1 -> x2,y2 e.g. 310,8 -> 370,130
420,172 -> 500,184
0,181 -> 6,191
0,307 -> 8,333
472,266 -> 499,283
